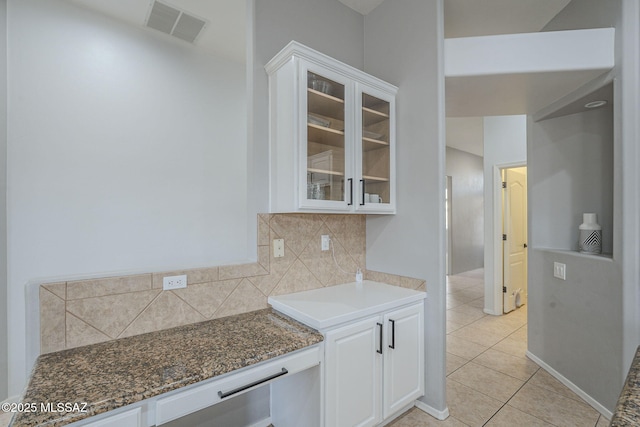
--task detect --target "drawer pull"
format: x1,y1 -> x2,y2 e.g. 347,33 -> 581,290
376,322 -> 383,354
218,368 -> 288,399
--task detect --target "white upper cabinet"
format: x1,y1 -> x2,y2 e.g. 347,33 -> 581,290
266,41 -> 397,214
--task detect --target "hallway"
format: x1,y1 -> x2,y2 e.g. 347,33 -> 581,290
391,269 -> 610,427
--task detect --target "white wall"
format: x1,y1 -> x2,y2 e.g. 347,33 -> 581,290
7,0 -> 247,395
482,115 -> 527,315
529,107 -> 614,253
532,0 -> 640,405
364,0 -> 447,416
0,0 -> 7,402
528,100 -> 621,411
619,0 -> 640,377
445,147 -> 484,274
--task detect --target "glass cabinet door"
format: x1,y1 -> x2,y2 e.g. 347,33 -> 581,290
358,91 -> 392,209
303,69 -> 349,207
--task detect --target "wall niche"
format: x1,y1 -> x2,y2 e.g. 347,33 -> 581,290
529,81 -> 614,257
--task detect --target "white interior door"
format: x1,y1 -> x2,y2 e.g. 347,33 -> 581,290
503,167 -> 528,313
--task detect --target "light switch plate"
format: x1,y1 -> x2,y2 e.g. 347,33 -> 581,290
553,262 -> 566,280
321,235 -> 330,251
273,239 -> 284,258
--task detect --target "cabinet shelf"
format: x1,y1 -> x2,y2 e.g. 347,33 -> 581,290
308,124 -> 345,149
362,106 -> 389,117
363,175 -> 389,182
363,107 -> 390,127
307,123 -> 344,135
363,137 -> 389,151
308,168 -> 344,177
308,89 -> 345,121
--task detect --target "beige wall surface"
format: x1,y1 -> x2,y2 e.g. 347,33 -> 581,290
40,214 -> 424,353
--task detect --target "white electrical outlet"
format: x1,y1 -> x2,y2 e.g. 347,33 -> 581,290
163,274 -> 187,290
273,238 -> 285,258
553,262 -> 566,280
321,235 -> 330,251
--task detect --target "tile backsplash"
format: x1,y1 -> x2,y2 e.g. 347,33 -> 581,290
39,213 -> 426,354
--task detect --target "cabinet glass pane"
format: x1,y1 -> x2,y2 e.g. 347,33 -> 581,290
306,71 -> 346,202
362,93 -> 390,204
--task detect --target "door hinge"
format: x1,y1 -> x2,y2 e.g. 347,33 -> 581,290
503,286 -> 507,293
502,234 -> 507,241
502,181 -> 507,188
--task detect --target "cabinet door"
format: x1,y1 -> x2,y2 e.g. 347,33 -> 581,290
325,316 -> 382,427
383,303 -> 424,419
299,61 -> 353,211
355,84 -> 395,213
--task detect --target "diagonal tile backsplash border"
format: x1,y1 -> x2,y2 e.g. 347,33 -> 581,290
39,213 -> 426,353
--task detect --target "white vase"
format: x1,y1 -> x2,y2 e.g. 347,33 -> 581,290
579,213 -> 602,254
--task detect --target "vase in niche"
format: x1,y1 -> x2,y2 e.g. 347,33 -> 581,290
579,213 -> 602,254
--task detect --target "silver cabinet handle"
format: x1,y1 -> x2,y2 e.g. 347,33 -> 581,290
218,368 -> 288,399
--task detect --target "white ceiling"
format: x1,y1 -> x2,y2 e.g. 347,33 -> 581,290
340,0 -> 580,156
441,0 -> 609,157
446,117 -> 484,157
446,69 -> 609,117
338,0 -> 385,15
444,0 -> 571,38
66,0 -> 246,63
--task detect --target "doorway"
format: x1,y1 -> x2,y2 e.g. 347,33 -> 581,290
501,166 -> 528,314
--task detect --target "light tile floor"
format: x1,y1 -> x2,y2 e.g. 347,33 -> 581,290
390,268 -> 611,427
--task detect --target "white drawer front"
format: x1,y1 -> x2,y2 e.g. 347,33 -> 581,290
82,407 -> 141,427
155,345 -> 321,425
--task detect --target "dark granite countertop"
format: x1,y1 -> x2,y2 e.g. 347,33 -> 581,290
611,346 -> 640,426
10,308 -> 323,427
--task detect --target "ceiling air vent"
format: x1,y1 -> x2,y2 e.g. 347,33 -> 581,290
145,1 -> 207,44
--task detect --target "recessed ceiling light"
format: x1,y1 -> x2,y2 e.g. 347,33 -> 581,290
584,100 -> 608,109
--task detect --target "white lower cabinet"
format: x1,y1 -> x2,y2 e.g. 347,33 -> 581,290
155,346 -> 322,425
82,407 -> 142,427
382,304 -> 424,419
325,316 -> 382,427
69,346 -> 322,427
324,302 -> 424,427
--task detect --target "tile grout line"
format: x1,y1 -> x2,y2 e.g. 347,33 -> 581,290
450,278 -> 586,426
115,291 -> 164,339
170,290 -> 213,320
446,278 -> 539,425
210,279 -> 246,317
467,309 -> 550,426
480,365 -> 553,427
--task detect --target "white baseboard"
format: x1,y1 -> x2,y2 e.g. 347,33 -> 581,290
483,308 -> 500,315
525,351 -> 613,419
247,417 -> 272,427
414,400 -> 449,420
379,402 -> 416,426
